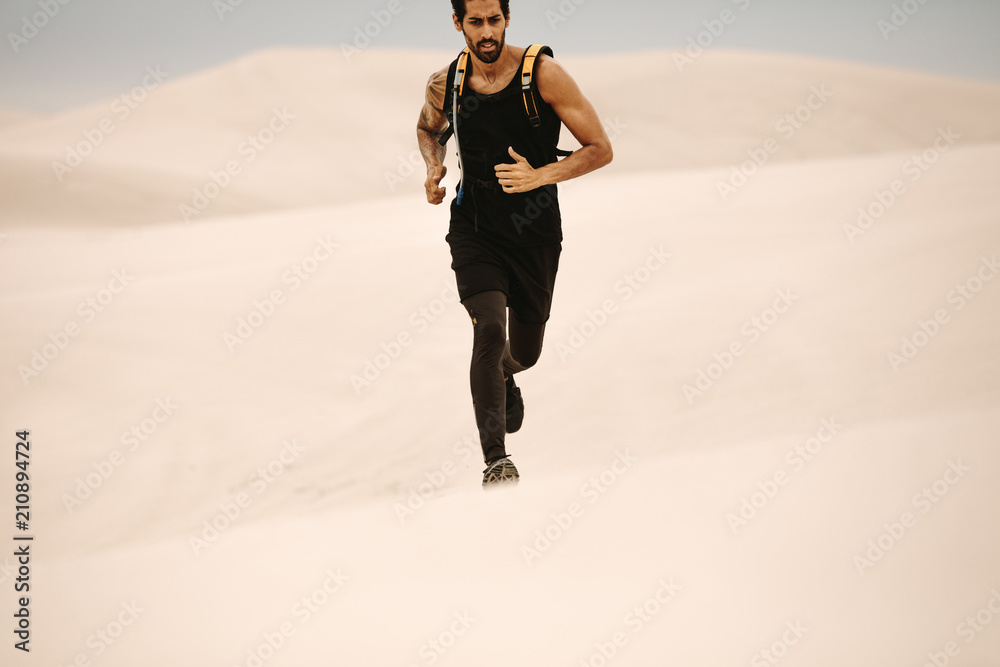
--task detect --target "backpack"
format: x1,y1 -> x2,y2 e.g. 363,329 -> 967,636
437,44 -> 564,147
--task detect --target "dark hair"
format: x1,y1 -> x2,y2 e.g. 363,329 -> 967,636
451,0 -> 510,22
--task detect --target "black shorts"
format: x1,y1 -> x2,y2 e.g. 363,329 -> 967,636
446,231 -> 562,325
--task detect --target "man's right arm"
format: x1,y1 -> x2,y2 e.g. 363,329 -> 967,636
417,67 -> 450,205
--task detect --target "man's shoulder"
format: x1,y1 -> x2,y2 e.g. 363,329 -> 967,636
534,51 -> 563,73
533,51 -> 570,94
424,64 -> 450,111
427,63 -> 450,83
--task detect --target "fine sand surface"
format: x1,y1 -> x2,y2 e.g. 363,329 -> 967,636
1,49 -> 999,666
0,109 -> 39,132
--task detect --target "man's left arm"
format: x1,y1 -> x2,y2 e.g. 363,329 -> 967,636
495,55 -> 613,194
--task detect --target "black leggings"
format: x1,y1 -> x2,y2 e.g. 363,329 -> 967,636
463,290 -> 546,464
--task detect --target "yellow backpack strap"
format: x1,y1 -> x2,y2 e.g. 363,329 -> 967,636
454,47 -> 471,117
438,47 -> 471,147
453,47 -> 471,204
521,44 -> 552,128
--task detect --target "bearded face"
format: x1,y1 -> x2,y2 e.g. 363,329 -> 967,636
455,1 -> 509,64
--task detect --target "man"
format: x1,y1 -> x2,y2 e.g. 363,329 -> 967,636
416,0 -> 612,486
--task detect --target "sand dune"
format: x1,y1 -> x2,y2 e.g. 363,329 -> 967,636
2,48 -> 999,666
2,48 -> 999,226
0,108 -> 39,131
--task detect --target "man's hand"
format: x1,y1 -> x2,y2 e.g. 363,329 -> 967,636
425,165 -> 447,204
495,147 -> 545,194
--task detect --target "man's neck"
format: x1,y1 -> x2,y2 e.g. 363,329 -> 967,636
472,45 -> 518,82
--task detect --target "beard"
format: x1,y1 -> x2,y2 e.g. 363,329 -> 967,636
467,31 -> 505,64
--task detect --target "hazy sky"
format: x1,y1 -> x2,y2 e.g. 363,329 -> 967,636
2,0 -> 998,112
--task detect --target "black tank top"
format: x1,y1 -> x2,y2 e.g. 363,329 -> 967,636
449,49 -> 563,248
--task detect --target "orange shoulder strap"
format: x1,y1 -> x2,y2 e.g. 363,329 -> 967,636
521,44 -> 550,128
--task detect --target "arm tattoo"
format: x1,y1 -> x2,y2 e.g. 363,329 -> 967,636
419,105 -> 435,131
427,70 -> 447,112
418,70 -> 449,135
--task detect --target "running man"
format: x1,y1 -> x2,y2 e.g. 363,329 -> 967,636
416,0 -> 613,486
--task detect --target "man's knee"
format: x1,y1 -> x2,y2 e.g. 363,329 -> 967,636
509,343 -> 542,371
472,318 -> 506,363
